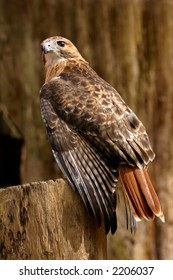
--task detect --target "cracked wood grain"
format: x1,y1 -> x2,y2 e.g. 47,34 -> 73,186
0,179 -> 106,260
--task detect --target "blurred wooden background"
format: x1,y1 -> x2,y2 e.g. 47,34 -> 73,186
0,0 -> 172,259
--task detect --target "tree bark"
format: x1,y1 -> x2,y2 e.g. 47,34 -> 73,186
0,179 -> 106,260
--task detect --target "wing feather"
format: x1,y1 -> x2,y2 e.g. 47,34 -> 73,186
40,60 -> 163,232
40,95 -> 118,233
42,63 -> 155,169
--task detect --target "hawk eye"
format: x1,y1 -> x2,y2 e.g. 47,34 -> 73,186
57,40 -> 65,47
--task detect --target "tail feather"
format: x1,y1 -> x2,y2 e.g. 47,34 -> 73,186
119,165 -> 165,223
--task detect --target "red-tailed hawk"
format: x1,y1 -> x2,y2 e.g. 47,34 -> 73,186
40,36 -> 164,234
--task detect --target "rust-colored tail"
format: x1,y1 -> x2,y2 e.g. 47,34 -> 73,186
119,165 -> 165,222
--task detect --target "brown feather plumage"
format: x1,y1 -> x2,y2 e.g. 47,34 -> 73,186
40,36 -> 164,234
119,165 -> 164,222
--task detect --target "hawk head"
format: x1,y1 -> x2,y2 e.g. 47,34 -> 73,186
41,36 -> 84,66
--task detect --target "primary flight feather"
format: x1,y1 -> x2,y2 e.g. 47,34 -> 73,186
40,36 -> 164,234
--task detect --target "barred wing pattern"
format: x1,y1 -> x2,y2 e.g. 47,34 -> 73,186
40,36 -> 164,234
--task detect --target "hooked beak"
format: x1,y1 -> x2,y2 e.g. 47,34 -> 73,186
41,42 -> 52,54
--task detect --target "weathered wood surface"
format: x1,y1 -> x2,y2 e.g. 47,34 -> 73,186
0,179 -> 106,260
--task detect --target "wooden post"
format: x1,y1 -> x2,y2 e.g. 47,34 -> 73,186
0,179 -> 106,260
